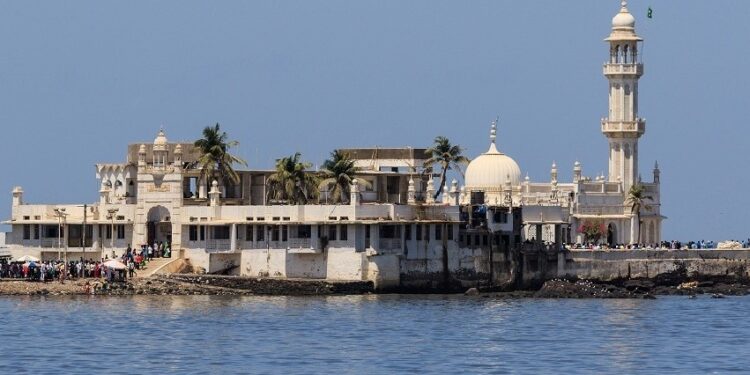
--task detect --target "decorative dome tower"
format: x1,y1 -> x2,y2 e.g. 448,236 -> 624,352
464,119 -> 522,193
152,128 -> 169,169
602,0 -> 645,190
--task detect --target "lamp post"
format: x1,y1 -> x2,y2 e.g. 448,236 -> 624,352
54,208 -> 69,282
107,208 -> 119,257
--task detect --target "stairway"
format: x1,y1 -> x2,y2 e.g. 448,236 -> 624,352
136,257 -> 179,278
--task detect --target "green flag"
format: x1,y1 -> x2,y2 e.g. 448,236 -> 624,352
647,6 -> 653,19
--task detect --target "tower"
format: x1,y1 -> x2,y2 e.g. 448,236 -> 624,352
602,1 -> 644,189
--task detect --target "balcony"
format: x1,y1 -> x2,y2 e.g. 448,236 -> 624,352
601,119 -> 645,136
603,63 -> 643,76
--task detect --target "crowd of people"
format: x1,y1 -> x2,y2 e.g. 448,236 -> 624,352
567,239 -> 750,250
0,241 -> 172,283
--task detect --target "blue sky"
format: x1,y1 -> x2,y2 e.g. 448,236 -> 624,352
1,1 -> 748,241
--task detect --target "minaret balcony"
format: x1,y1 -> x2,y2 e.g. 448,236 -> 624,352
603,63 -> 643,77
601,118 -> 645,136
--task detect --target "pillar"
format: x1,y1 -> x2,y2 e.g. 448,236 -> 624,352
535,224 -> 543,244
209,180 -> 221,207
198,177 -> 208,199
230,223 -> 237,251
350,179 -> 360,206
407,178 -> 416,205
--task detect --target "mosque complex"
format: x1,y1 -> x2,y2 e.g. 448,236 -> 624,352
1,2 -> 666,287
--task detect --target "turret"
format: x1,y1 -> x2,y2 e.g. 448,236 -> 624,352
138,144 -> 147,169
152,128 -> 168,169
12,186 -> 23,207
425,179 -> 435,204
174,144 -> 183,170
653,160 -> 660,184
550,161 -> 558,184
407,177 -> 416,205
573,161 -> 582,183
449,179 -> 460,206
209,180 -> 221,207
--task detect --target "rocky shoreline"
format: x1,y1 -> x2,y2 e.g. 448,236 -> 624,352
1,273 -> 749,298
0,275 -> 375,296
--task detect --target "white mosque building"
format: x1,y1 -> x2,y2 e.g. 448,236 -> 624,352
2,2 -> 662,286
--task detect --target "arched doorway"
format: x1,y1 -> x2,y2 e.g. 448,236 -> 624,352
607,223 -> 617,246
147,206 -> 172,247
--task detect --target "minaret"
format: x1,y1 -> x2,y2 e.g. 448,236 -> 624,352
602,1 -> 645,189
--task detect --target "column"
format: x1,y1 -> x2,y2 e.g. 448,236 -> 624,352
535,224 -> 543,244
230,224 -> 237,252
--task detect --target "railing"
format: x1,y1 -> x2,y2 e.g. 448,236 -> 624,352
206,240 -> 232,252
379,239 -> 402,250
289,238 -> 311,249
603,63 -> 643,75
576,206 -> 625,215
601,119 -> 646,134
41,238 -> 61,248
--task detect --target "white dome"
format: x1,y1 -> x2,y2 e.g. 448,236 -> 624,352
154,129 -> 168,145
464,143 -> 522,190
612,3 -> 635,29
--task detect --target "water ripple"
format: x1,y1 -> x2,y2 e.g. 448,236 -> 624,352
0,295 -> 748,374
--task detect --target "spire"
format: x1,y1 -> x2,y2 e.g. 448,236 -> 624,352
487,117 -> 500,154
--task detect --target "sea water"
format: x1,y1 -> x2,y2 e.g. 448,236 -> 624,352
0,294 -> 748,374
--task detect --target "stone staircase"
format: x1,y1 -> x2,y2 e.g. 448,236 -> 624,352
136,257 -> 180,278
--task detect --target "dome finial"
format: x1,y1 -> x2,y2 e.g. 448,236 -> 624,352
490,116 -> 498,144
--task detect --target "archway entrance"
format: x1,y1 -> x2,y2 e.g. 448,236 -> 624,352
147,206 -> 172,247
607,223 -> 617,246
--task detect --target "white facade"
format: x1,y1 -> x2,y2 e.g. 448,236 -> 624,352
3,2 -> 663,287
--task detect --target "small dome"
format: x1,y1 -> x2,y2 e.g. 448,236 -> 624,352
612,2 -> 635,29
154,129 -> 168,146
465,142 -> 522,191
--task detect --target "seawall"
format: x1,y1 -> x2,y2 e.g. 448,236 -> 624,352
516,249 -> 750,287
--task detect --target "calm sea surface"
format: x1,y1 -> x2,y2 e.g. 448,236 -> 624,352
1,294 -> 748,374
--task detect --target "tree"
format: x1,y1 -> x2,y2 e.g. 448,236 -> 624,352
318,150 -> 371,204
194,123 -> 247,186
579,220 -> 606,244
425,136 -> 470,200
626,183 -> 653,244
267,152 -> 319,205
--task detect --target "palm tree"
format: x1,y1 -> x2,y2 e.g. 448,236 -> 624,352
425,136 -> 470,200
194,123 -> 247,186
626,183 -> 653,244
266,152 -> 319,205
318,150 -> 372,204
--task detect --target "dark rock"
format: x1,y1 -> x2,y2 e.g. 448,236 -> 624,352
464,288 -> 479,296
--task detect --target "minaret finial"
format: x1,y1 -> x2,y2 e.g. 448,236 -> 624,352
490,117 -> 498,144
621,0 -> 627,9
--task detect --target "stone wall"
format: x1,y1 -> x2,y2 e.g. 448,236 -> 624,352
559,249 -> 750,282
